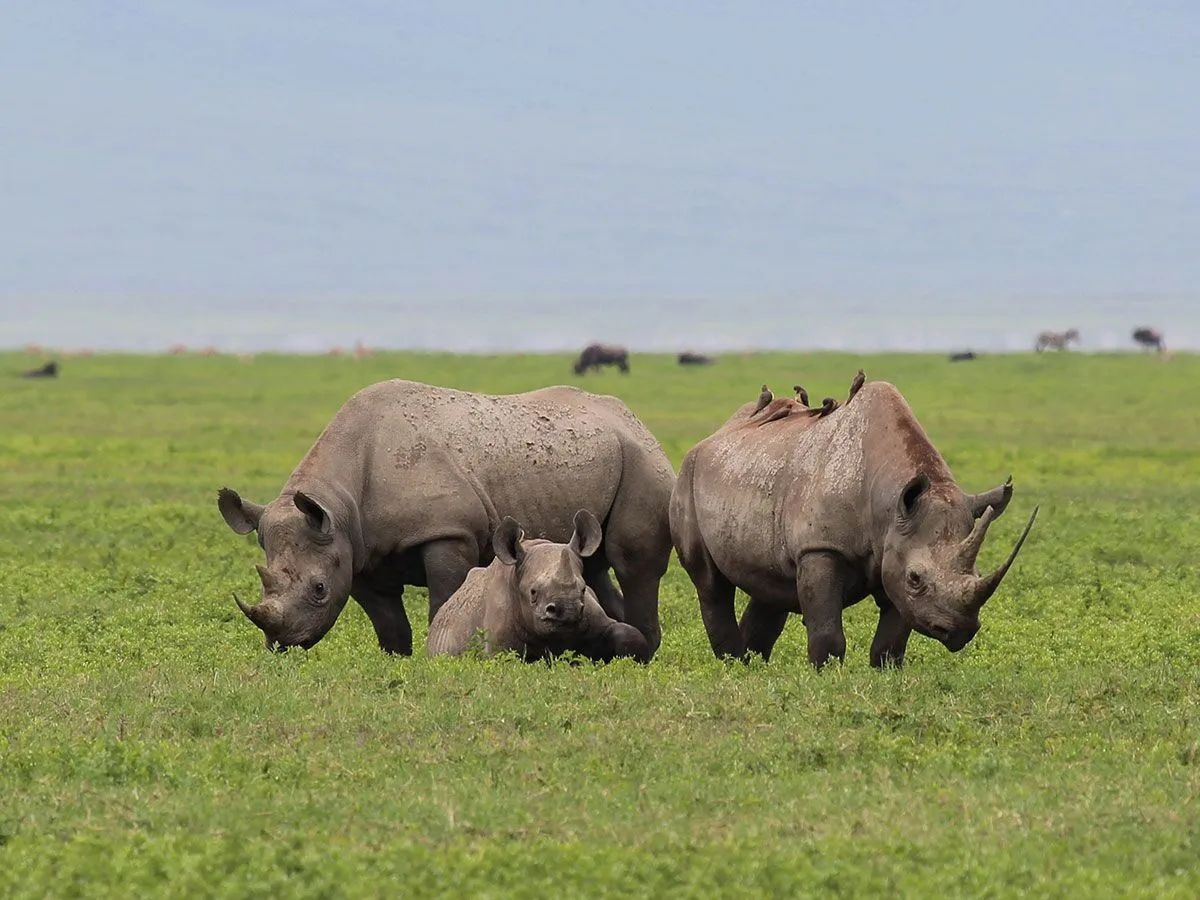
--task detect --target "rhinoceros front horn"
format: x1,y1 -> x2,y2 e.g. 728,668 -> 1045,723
233,591 -> 279,632
970,505 -> 1039,610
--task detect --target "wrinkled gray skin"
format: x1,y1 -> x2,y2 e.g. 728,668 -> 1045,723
670,381 -> 1038,669
219,379 -> 674,656
428,509 -> 651,662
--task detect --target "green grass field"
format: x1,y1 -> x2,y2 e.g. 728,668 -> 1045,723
1,349 -> 1197,898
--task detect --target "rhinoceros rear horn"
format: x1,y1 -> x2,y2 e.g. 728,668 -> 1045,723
970,505 -> 1039,610
255,564 -> 279,593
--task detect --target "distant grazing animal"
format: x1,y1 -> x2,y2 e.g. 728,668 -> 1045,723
21,361 -> 58,379
670,372 -> 1037,669
428,510 -> 651,662
678,351 -> 715,366
573,343 -> 630,375
1131,327 -> 1165,352
218,379 -> 674,657
1034,329 -> 1080,352
949,351 -> 977,362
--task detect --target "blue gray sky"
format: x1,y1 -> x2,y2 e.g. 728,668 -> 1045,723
2,2 -> 1198,348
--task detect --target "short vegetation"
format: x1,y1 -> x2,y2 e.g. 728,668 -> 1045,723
0,350 -> 1197,898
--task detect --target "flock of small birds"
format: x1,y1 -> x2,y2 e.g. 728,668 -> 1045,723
751,368 -> 867,422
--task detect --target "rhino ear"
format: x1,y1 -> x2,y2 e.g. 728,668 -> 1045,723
492,517 -> 525,566
569,509 -> 603,559
897,474 -> 930,520
967,476 -> 1013,519
218,487 -> 264,535
293,491 -> 333,536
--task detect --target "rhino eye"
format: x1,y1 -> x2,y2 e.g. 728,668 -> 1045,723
312,580 -> 328,601
906,571 -> 924,591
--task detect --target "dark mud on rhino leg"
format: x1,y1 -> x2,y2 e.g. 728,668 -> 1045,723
740,598 -> 789,662
351,578 -> 413,656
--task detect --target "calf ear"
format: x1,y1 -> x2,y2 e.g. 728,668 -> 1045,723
897,474 -> 930,520
218,488 -> 264,535
492,517 -> 525,566
569,509 -> 603,558
293,491 -> 333,536
967,476 -> 1013,519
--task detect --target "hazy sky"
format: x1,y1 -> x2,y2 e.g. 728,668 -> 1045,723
3,1 -> 1198,310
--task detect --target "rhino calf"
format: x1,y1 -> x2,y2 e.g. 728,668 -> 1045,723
428,510 -> 650,663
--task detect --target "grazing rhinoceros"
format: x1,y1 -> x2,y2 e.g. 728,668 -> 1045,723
573,343 -> 630,375
428,509 -> 651,662
218,379 -> 674,656
670,373 -> 1037,668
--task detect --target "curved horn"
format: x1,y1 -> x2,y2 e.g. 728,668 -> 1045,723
959,504 -> 997,564
232,591 -> 278,632
971,506 -> 1039,609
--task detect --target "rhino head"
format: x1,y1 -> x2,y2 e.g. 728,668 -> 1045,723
880,474 -> 1037,652
492,509 -> 603,639
218,487 -> 355,650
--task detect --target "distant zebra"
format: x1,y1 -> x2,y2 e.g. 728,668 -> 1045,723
1131,327 -> 1165,353
1034,328 -> 1080,352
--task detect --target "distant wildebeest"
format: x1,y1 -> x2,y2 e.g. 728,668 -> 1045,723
573,343 -> 630,375
1131,327 -> 1165,353
218,379 -> 674,657
21,361 -> 58,379
1034,329 -> 1080,352
949,351 -> 976,362
670,371 -> 1037,669
678,351 -> 715,366
428,509 -> 651,663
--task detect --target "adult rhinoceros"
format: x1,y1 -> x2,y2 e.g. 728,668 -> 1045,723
670,375 -> 1037,668
218,379 -> 674,656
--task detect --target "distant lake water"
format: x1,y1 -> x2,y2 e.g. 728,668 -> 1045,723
7,293 -> 1197,354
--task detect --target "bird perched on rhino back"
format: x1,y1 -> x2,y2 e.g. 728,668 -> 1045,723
217,379 -> 674,657
670,371 -> 1038,669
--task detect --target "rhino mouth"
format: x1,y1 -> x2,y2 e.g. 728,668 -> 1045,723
917,622 -> 979,652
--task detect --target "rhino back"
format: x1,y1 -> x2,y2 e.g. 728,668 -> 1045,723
684,390 -> 879,585
294,380 -> 670,548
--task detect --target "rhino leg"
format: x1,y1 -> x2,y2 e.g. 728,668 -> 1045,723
796,552 -> 850,668
686,553 -> 743,660
584,557 -> 625,622
739,597 -> 789,662
869,598 -> 912,669
351,577 -> 413,656
576,599 -> 651,663
611,565 -> 665,657
421,538 -> 481,624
